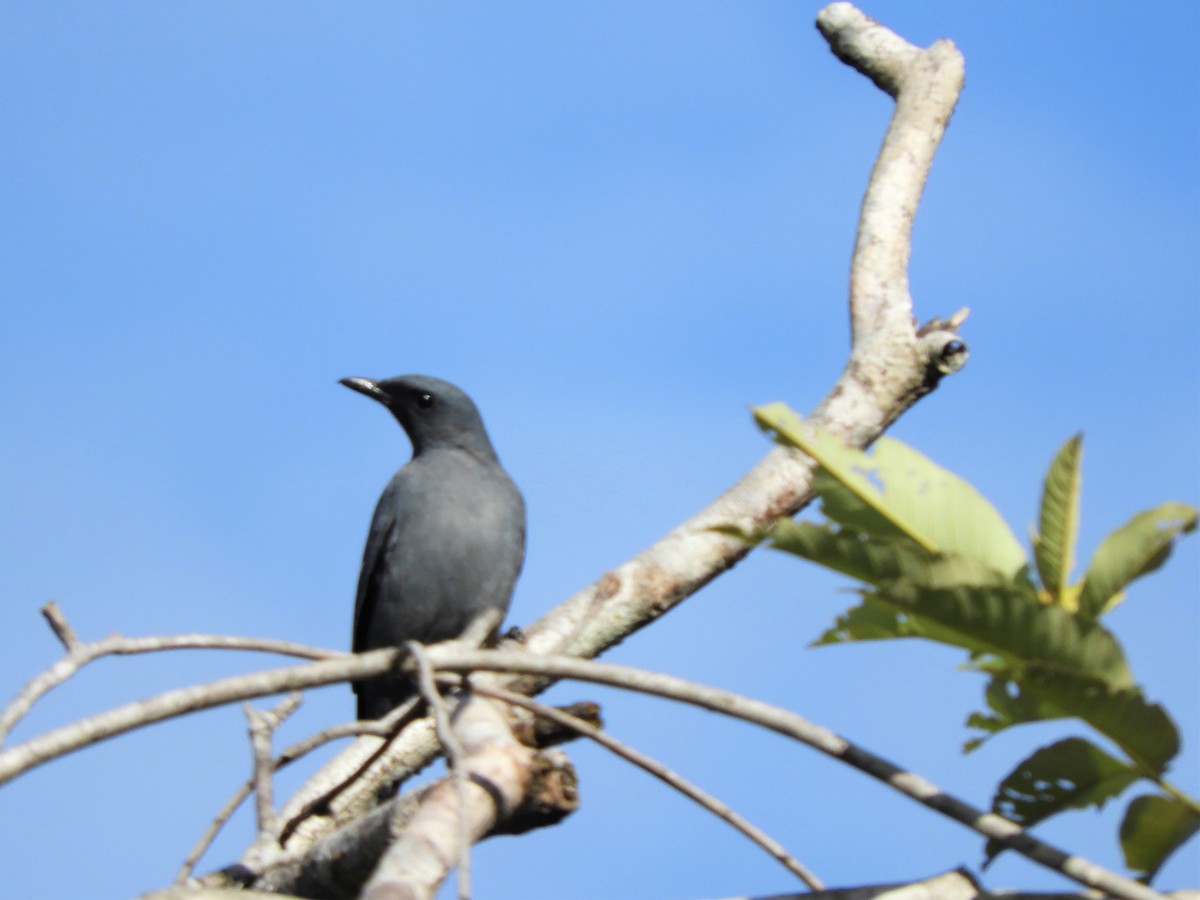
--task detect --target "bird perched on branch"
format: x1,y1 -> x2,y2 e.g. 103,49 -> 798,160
339,374 -> 525,720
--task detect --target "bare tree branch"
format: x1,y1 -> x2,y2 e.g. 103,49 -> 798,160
265,2 -> 969,862
817,2 -> 965,350
0,648 -> 400,787
234,746 -> 576,899
242,694 -> 303,870
464,680 -> 825,891
410,644 -> 472,900
0,601 -> 344,745
178,783 -> 255,886
422,648 -> 1168,900
360,696 -> 537,900
176,712 -> 409,886
41,600 -> 80,652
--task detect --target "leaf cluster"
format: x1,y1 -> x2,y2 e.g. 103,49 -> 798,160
748,404 -> 1198,882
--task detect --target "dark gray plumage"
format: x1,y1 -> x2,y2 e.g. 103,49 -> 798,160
340,374 -> 525,720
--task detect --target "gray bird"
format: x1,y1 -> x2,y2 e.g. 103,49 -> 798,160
340,374 -> 525,720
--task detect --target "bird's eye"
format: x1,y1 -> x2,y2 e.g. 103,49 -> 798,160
417,393 -> 435,410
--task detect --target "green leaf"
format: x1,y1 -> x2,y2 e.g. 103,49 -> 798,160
1120,793 -> 1200,882
871,581 -> 1132,688
1034,434 -> 1083,602
768,520 -> 1012,589
1077,502 -> 1198,618
755,404 -> 932,549
966,673 -> 1071,750
814,596 -> 919,645
1019,664 -> 1179,776
753,406 -> 1028,576
985,737 -> 1140,864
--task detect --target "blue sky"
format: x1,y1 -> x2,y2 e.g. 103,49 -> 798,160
1,3 -> 1196,898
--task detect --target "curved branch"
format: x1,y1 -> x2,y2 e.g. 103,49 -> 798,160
267,2 -> 969,860
0,649 -> 397,787
817,2 -> 965,347
360,696 -> 535,900
0,601 -> 343,745
425,649 -> 1166,900
466,681 -> 824,891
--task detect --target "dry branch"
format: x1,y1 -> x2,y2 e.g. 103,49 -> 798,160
466,681 -> 824,890
262,1 -> 969,868
242,694 -> 303,870
0,601 -> 344,746
232,745 -> 575,899
423,649 -> 1167,900
359,696 -> 536,900
0,648 -> 400,787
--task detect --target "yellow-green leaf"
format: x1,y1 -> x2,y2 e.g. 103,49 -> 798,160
1077,502 -> 1198,618
768,520 -> 1011,589
1120,793 -> 1200,882
1034,434 -> 1083,603
754,406 -> 1027,577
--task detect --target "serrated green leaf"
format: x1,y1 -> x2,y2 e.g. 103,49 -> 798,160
1120,793 -> 1200,882
871,581 -> 1132,688
1035,434 -> 1083,602
753,406 -> 1027,577
984,737 -> 1140,865
1020,664 -> 1179,776
768,520 -> 1012,589
1077,502 -> 1198,618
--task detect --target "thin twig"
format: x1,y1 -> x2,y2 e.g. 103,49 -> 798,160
275,694 -> 422,845
244,693 -> 302,848
425,647 -> 1167,900
0,647 -> 402,787
41,601 -> 80,651
176,781 -> 253,884
410,643 -> 472,900
460,678 -> 824,890
1,602 -> 343,745
174,714 -> 404,885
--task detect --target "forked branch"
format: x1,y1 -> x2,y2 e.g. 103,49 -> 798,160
266,2 -> 969,862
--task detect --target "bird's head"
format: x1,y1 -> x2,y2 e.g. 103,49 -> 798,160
339,374 -> 497,458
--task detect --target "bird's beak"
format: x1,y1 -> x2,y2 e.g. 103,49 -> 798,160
339,377 -> 386,401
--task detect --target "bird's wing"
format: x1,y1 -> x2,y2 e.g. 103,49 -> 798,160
351,478 -> 399,657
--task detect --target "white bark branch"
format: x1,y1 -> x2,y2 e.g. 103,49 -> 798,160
242,694 -> 302,870
0,648 -> 400,787
421,649 -> 1167,900
0,601 -> 343,746
409,644 -> 472,899
266,1 -> 969,864
360,696 -> 535,900
237,743 -> 576,898
466,680 -> 824,890
176,711 -> 409,885
817,2 -> 965,349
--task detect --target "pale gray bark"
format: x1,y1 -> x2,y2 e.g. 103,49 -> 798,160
265,2 -> 970,875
